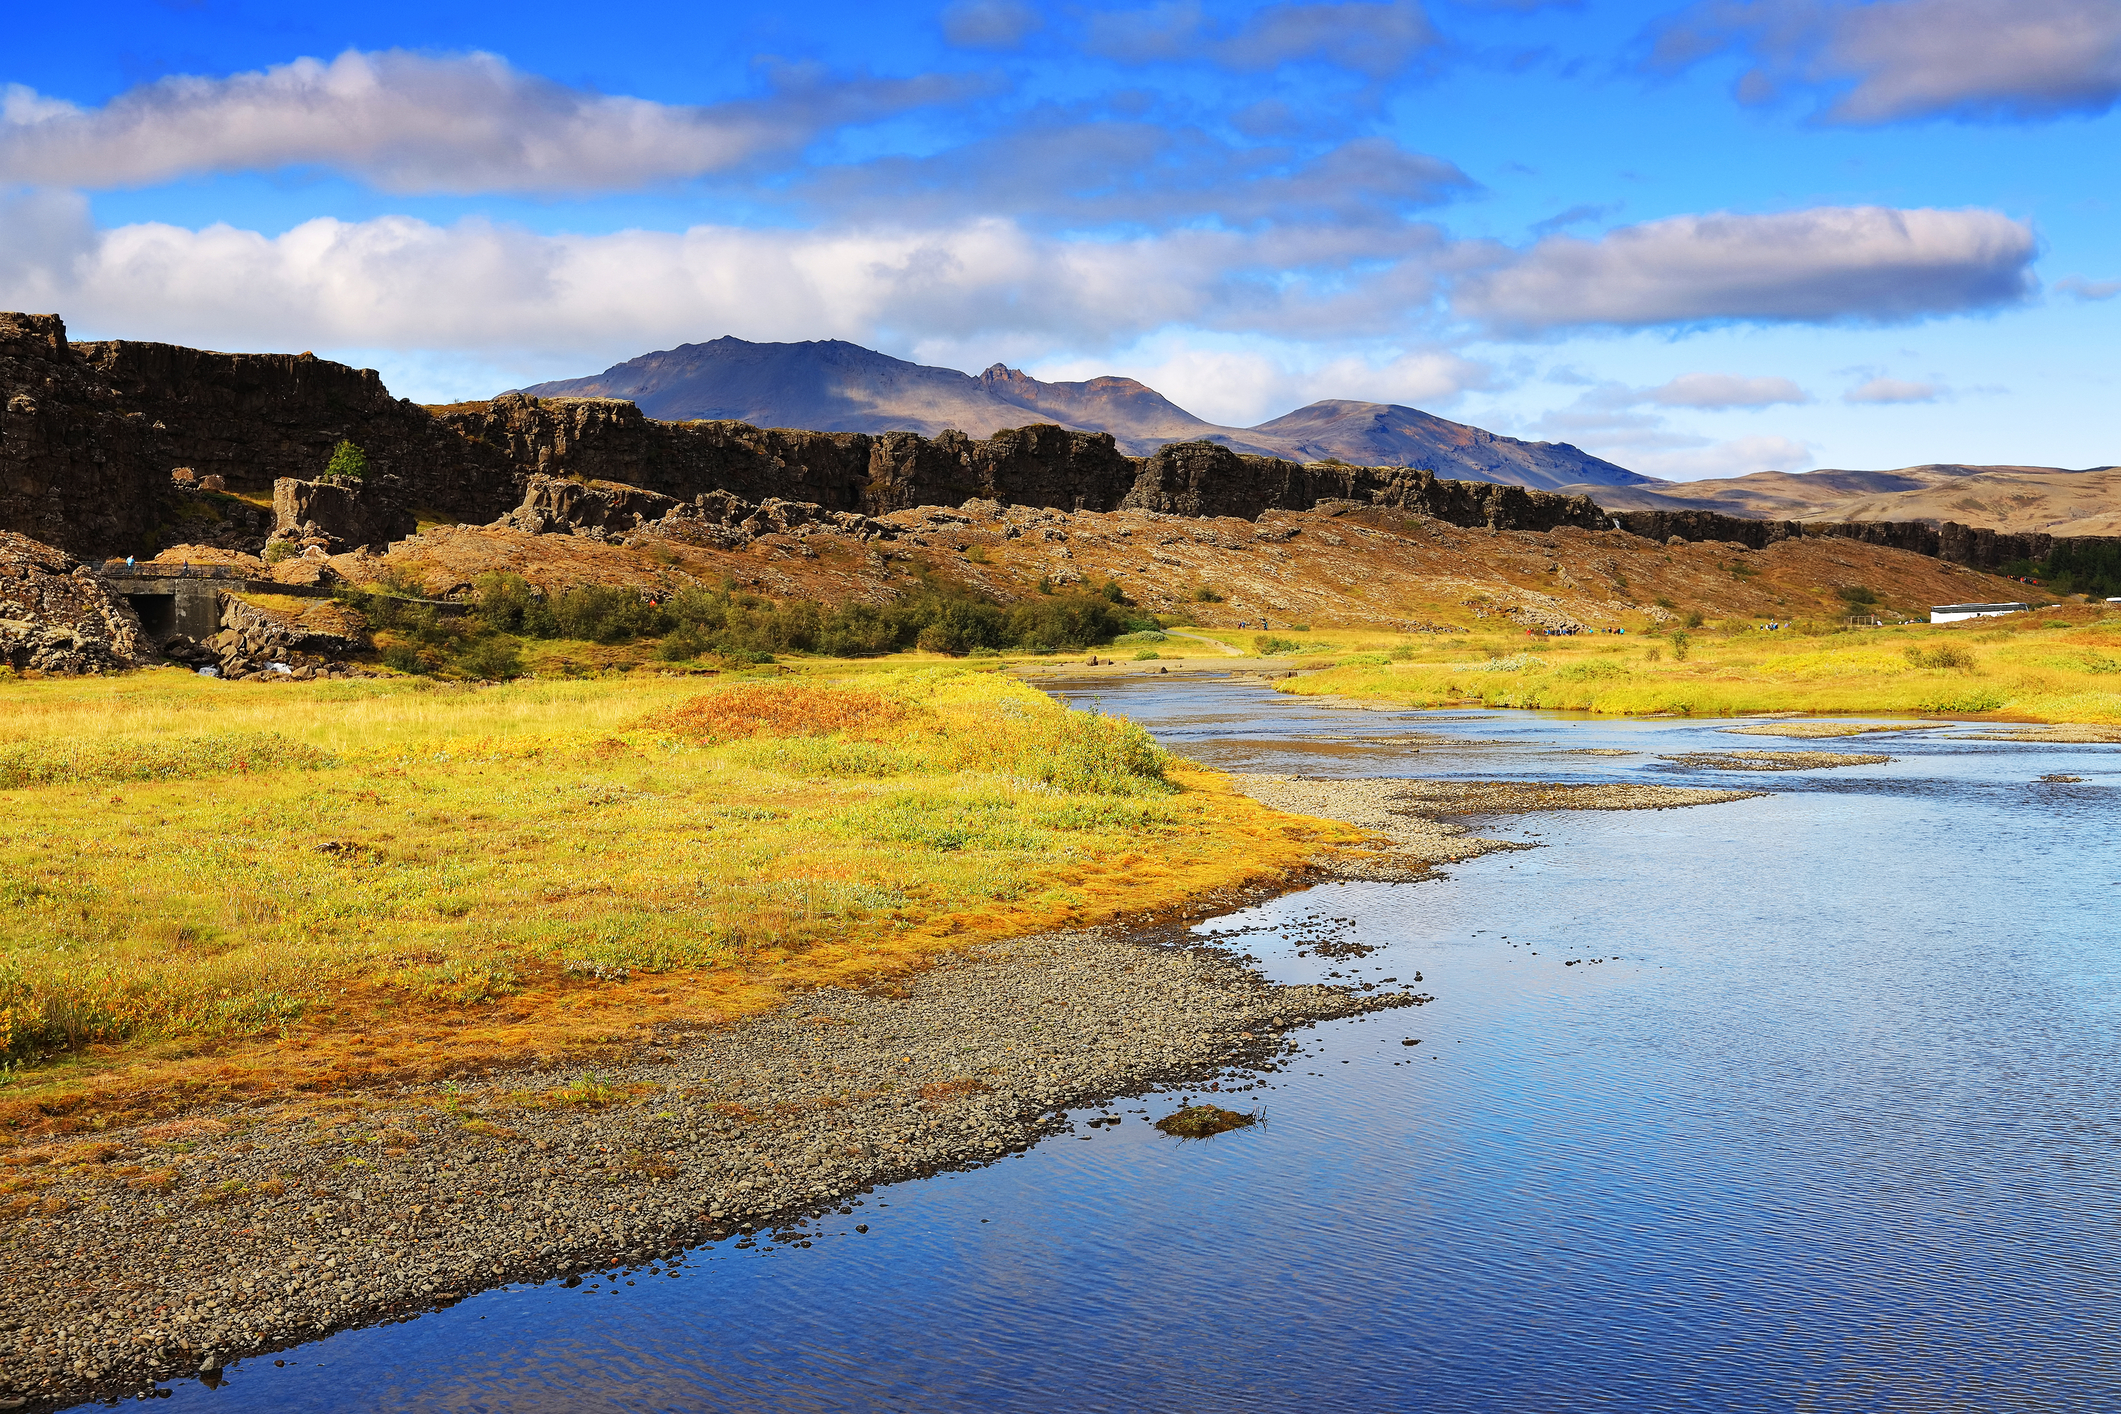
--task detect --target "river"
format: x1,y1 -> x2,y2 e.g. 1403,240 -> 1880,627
81,677 -> 2119,1412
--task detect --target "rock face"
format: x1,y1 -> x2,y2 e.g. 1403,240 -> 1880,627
492,473 -> 894,548
272,476 -> 418,552
0,311 -> 454,560
75,333 -> 444,496
1121,441 -> 1614,530
1611,507 -> 2121,573
0,530 -> 147,674
0,313 -> 169,556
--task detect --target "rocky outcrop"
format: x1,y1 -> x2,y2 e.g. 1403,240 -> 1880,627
1120,440 -> 1612,530
1613,507 -> 2121,574
491,474 -> 894,548
271,476 -> 417,553
0,530 -> 147,674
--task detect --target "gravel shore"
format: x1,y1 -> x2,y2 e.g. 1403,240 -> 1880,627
1226,774 -> 1764,881
0,927 -> 1417,1411
1948,724 -> 2121,743
1723,721 -> 1926,739
1660,750 -> 1893,771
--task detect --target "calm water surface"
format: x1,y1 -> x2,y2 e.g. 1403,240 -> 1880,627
95,679 -> 2120,1412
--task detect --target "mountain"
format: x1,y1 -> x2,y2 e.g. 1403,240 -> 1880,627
1557,464 -> 2121,534
1246,400 -> 1645,490
516,337 -> 1650,490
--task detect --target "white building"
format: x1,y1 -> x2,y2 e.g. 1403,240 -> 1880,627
1930,602 -> 2030,624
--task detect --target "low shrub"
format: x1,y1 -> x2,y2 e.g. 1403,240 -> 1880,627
1905,644 -> 1975,671
457,637 -> 525,680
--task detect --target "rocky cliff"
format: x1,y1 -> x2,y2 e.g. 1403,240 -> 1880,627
4,313 -> 2111,578
1610,507 -> 2121,575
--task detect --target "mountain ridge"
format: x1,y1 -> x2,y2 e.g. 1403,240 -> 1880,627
517,336 -> 1650,491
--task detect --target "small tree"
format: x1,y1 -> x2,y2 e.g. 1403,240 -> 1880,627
325,440 -> 370,482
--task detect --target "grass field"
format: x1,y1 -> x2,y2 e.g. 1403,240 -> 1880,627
1280,606 -> 2121,722
0,665 -> 1353,1135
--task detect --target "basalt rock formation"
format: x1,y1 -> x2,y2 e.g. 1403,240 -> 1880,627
0,530 -> 147,674
1610,508 -> 2121,575
490,473 -> 894,548
272,476 -> 418,554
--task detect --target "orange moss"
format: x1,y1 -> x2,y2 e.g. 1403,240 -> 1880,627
655,683 -> 910,742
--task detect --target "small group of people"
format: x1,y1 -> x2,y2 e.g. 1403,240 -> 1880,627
1526,626 -> 1624,637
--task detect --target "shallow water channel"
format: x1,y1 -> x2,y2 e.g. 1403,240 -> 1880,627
91,678 -> 2120,1412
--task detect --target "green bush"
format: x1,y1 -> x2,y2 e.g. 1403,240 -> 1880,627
1836,585 -> 1879,607
324,440 -> 370,481
381,642 -> 428,674
457,637 -> 525,679
1191,586 -> 1224,602
263,540 -> 294,564
468,572 -> 1140,660
1254,635 -> 1302,655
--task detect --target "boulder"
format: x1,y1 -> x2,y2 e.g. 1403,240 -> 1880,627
272,476 -> 416,552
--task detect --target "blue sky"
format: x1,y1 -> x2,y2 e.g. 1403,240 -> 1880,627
3,0 -> 2115,479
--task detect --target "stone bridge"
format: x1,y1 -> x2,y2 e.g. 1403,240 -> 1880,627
96,563 -> 334,642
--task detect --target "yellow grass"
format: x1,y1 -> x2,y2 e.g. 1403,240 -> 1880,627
1281,608 -> 2121,723
0,666 -> 1351,1135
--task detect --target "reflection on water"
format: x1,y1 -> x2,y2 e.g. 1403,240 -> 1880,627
97,679 -> 2119,1412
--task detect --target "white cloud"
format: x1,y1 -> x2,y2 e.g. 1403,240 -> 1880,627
0,191 -> 2045,395
1650,0 -> 2121,124
1088,1 -> 1442,78
942,0 -> 1046,48
2056,274 -> 2121,300
0,199 -> 1460,364
1644,372 -> 1809,407
0,51 -> 971,195
1454,205 -> 2036,333
1842,376 -> 1939,403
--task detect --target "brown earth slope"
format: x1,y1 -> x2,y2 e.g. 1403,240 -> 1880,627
367,498 -> 2035,634
1568,464 -> 2121,534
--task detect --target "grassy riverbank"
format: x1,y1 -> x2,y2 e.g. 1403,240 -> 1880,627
0,666 -> 1353,1135
1277,606 -> 2121,722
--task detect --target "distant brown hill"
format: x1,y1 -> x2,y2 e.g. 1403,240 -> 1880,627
1560,464 -> 2121,534
517,337 -> 1650,491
